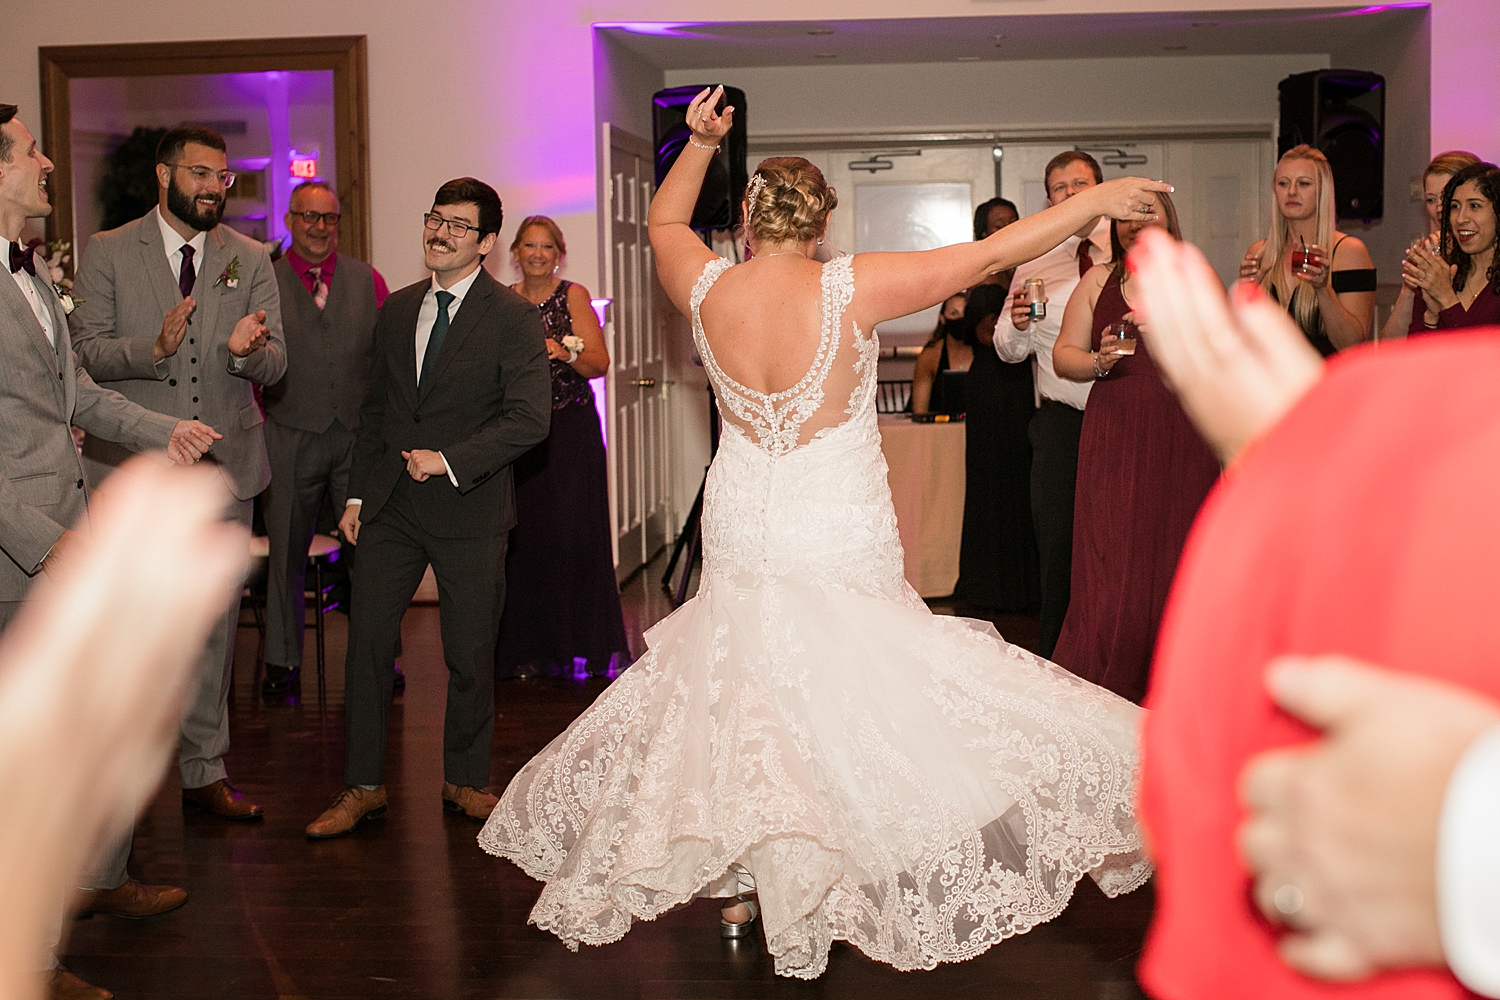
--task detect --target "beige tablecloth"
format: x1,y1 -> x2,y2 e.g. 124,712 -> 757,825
878,414 -> 967,598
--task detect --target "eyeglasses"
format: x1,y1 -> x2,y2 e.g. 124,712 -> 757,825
293,211 -> 341,227
423,212 -> 482,239
169,163 -> 236,189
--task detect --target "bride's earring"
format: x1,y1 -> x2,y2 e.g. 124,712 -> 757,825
817,239 -> 824,245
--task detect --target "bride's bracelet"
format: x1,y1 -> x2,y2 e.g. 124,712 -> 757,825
688,136 -> 721,152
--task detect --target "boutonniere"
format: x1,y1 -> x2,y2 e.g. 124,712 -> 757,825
42,240 -> 83,314
215,256 -> 241,290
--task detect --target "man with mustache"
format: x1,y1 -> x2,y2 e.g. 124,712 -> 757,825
71,124 -> 286,825
306,177 -> 550,838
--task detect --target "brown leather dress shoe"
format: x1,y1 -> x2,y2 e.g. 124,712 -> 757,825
442,782 -> 499,820
47,967 -> 112,1000
75,879 -> 188,919
182,779 -> 263,820
306,785 -> 387,839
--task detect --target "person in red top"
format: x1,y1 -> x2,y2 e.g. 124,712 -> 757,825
1127,225 -> 1500,999
260,180 -> 390,696
1406,162 -> 1500,334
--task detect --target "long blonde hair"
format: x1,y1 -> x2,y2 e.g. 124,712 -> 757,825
1258,145 -> 1336,332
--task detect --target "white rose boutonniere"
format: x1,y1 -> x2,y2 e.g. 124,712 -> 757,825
560,334 -> 585,363
42,239 -> 83,313
216,256 -> 241,290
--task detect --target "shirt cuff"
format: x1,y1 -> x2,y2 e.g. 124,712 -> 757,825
345,499 -> 362,507
228,354 -> 249,372
1439,723 -> 1500,997
439,452 -> 459,488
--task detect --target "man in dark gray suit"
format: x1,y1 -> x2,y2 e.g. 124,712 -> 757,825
72,124 -> 287,823
306,178 -> 550,839
260,179 -> 390,696
0,103 -> 220,1000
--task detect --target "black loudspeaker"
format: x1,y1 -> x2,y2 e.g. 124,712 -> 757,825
652,85 -> 748,232
1278,69 -> 1385,222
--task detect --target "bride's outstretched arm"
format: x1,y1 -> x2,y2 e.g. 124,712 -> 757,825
649,86 -> 732,317
854,177 -> 1173,329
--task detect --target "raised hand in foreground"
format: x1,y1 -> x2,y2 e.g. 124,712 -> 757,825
1127,227 -> 1324,465
0,457 -> 247,1000
1238,657 -> 1500,982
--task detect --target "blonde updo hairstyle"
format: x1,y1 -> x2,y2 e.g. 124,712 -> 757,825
742,157 -> 838,246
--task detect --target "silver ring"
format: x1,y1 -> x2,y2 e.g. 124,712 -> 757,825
1273,884 -> 1304,917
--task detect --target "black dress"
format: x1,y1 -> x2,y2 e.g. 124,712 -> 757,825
951,344 -> 1040,611
495,281 -> 630,676
927,337 -> 967,416
1270,236 -> 1377,356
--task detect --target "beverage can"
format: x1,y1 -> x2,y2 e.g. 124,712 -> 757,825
1025,278 -> 1047,320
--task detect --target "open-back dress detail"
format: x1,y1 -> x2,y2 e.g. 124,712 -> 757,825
480,254 -> 1151,979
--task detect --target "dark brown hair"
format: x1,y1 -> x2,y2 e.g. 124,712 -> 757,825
155,124 -> 227,164
1044,150 -> 1103,191
434,177 -> 502,236
1111,190 -> 1182,280
1439,162 -> 1500,295
0,103 -> 19,163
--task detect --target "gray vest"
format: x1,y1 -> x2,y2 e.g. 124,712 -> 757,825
264,253 -> 379,433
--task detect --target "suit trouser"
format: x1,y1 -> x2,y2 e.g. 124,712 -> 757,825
262,417 -> 354,668
343,478 -> 507,788
0,600 -> 150,970
1028,400 -> 1085,660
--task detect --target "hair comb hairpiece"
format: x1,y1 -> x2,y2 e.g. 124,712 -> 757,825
744,173 -> 767,230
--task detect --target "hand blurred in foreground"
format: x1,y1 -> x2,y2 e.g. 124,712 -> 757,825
1127,227 -> 1324,465
1238,656 -> 1500,982
0,457 -> 246,1000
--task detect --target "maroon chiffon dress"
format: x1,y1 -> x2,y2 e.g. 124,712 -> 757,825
1051,271 -> 1221,703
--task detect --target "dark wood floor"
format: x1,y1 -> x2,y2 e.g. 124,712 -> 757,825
63,553 -> 1152,999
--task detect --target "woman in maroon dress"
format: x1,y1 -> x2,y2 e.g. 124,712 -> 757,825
1406,162 -> 1500,334
1049,192 -> 1220,703
495,217 -> 629,677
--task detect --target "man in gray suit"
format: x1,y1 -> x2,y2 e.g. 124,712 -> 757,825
72,124 -> 286,823
1,103 -> 221,1000
260,179 -> 390,696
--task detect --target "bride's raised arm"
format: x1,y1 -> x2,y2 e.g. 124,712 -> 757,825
853,176 -> 1174,328
648,86 -> 734,317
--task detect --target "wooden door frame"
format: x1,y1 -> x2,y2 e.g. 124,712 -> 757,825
38,35 -> 371,263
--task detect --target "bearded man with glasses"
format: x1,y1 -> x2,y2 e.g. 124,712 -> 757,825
306,177 -> 550,838
71,123 -> 286,824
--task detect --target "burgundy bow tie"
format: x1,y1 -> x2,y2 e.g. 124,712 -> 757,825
9,238 -> 42,277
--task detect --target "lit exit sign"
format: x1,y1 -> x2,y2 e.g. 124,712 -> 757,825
290,157 -> 319,179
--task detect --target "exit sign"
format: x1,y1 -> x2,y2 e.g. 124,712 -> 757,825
290,157 -> 319,179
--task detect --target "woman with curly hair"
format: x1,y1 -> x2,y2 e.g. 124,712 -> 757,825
1405,162 -> 1500,333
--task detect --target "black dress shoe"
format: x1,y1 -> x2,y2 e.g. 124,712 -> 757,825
392,662 -> 406,693
262,664 -> 300,695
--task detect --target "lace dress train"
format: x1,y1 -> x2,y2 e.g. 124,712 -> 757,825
479,256 -> 1150,979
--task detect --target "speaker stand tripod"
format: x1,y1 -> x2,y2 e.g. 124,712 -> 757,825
662,388 -> 720,606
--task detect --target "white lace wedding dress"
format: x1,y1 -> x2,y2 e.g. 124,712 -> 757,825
479,255 -> 1150,979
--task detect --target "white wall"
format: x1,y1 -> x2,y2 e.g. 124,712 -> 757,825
667,53 -> 1330,137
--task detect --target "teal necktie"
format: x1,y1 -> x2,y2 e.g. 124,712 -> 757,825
418,289 -> 455,395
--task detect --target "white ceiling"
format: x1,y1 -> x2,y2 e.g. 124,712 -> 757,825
596,6 -> 1423,68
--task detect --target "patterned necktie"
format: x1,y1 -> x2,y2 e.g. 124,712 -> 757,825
178,244 -> 197,299
418,290 -> 456,393
9,239 -> 38,276
1077,240 -> 1094,279
309,266 -> 329,310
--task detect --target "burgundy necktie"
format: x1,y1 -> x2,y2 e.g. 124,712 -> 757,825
178,244 -> 196,299
1077,241 -> 1094,279
9,240 -> 38,277
309,266 -> 329,310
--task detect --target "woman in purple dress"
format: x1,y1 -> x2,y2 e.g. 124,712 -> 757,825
1049,193 -> 1221,703
495,217 -> 629,677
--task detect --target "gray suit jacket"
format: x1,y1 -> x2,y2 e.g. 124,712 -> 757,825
70,211 -> 287,500
0,246 -> 177,601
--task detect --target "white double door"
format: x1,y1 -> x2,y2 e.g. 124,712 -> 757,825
600,124 -> 670,581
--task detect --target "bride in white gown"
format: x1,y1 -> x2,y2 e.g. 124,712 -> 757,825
481,87 -> 1174,979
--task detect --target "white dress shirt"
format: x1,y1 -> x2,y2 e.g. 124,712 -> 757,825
1439,723 -> 1500,997
346,267 -> 478,507
6,238 -> 56,347
993,216 -> 1113,411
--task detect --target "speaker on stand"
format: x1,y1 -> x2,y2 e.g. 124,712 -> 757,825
653,85 -> 747,604
1278,69 -> 1385,223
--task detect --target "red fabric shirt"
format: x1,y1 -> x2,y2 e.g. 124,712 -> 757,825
284,247 -> 390,308
1140,330 -> 1500,1000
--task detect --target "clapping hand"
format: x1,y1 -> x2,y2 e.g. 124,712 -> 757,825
1402,241 -> 1459,314
154,297 -> 196,363
228,309 -> 270,357
1127,227 -> 1323,465
685,85 -> 734,146
1238,656 -> 1500,981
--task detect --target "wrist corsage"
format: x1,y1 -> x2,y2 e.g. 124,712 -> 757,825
561,334 -> 585,364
